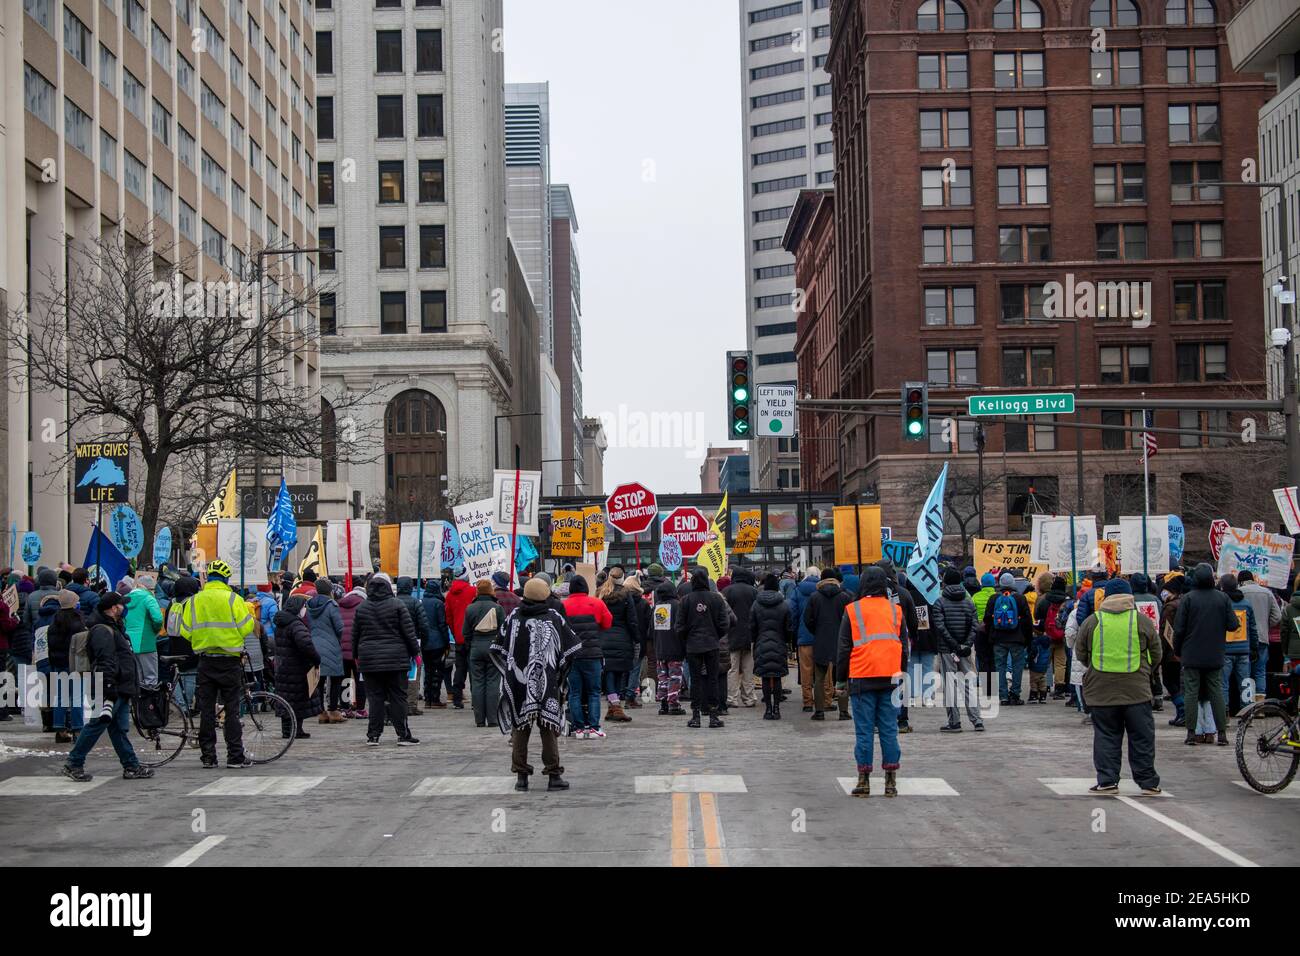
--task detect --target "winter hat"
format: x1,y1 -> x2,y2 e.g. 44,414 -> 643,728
1051,576 -> 1068,593
1218,573 -> 1239,592
173,575 -> 201,600
647,562 -> 665,577
963,566 -> 977,578
1103,577 -> 1133,597
569,575 -> 589,595
476,579 -> 495,596
56,589 -> 80,609
943,568 -> 962,586
117,577 -> 135,595
491,571 -> 511,589
97,591 -> 124,612
315,578 -> 334,595
523,577 -> 551,602
536,572 -> 555,586
1129,572 -> 1151,594
284,594 -> 309,616
135,571 -> 157,590
804,566 -> 821,582
625,575 -> 643,595
17,578 -> 34,595
761,572 -> 780,591
1237,570 -> 1255,583
303,568 -> 318,583
998,573 -> 1016,588
36,568 -> 58,588
980,573 -> 996,588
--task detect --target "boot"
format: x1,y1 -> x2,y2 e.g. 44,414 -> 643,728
708,713 -> 724,728
1185,731 -> 1198,746
318,712 -> 331,724
329,710 -> 346,723
514,773 -> 529,792
607,702 -> 632,723
1217,731 -> 1229,746
687,711 -> 701,728
547,774 -> 570,791
658,701 -> 669,715
627,696 -> 642,710
668,704 -> 686,716
884,770 -> 898,797
851,771 -> 870,797
772,699 -> 781,720
762,701 -> 774,720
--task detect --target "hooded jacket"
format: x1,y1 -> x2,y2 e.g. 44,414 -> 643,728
789,575 -> 819,647
1074,592 -> 1161,707
1222,582 -> 1259,659
678,572 -> 730,655
564,588 -> 612,660
394,576 -> 432,649
445,579 -> 475,645
273,599 -> 323,718
463,592 -> 503,642
337,589 -> 366,661
123,587 -> 165,654
420,581 -> 449,651
1239,579 -> 1281,648
47,607 -> 85,672
983,585 -> 1033,646
750,588 -> 792,677
305,594 -> 345,677
87,608 -> 138,700
1173,564 -> 1238,669
932,583 -> 978,655
722,568 -> 759,650
803,578 -> 855,666
651,580 -> 685,661
599,583 -> 641,672
352,577 -> 419,672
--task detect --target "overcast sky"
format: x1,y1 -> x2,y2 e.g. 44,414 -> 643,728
503,0 -> 747,497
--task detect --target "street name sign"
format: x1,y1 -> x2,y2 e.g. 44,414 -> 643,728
967,393 -> 1075,417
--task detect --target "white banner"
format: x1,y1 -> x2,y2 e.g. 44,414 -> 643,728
216,519 -> 270,582
1118,515 -> 1170,575
454,498 -> 513,583
398,520 -> 450,580
1031,515 -> 1099,572
326,520 -> 373,575
1273,487 -> 1300,536
492,469 -> 543,537
1217,525 -> 1296,589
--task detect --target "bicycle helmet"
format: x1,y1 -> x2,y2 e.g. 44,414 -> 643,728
207,559 -> 233,580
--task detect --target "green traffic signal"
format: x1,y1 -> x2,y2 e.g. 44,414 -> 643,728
733,387 -> 749,403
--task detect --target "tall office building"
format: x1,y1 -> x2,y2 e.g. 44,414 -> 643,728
550,182 -> 584,495
5,0 -> 320,560
738,0 -> 834,491
315,0 -> 513,521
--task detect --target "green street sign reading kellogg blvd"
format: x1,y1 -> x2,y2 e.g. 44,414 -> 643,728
967,393 -> 1076,417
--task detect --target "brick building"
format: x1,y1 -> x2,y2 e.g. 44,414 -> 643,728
824,0 -> 1276,549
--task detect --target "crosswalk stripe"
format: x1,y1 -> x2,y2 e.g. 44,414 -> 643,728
836,776 -> 959,796
1039,777 -> 1171,797
0,776 -> 109,796
188,776 -> 326,796
1232,781 -> 1300,799
636,774 -> 747,794
410,776 -> 520,796
164,835 -> 227,868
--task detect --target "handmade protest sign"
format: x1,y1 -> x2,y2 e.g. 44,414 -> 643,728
1217,526 -> 1296,589
453,499 -> 512,583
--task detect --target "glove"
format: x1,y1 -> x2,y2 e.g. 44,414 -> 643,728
957,644 -> 972,658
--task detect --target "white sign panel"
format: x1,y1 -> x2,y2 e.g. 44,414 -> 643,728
756,385 -> 797,438
1119,515 -> 1170,575
398,520 -> 451,580
491,470 -> 543,537
1031,514 -> 1099,572
216,519 -> 270,581
1217,526 -> 1296,589
326,520 -> 373,575
453,498 -> 513,583
1274,487 -> 1300,536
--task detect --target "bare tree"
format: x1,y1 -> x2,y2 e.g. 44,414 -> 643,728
10,227 -> 383,558
913,459 -> 1005,562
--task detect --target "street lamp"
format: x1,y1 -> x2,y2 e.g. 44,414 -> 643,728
1025,313 -> 1085,514
542,458 -> 577,496
493,412 -> 542,470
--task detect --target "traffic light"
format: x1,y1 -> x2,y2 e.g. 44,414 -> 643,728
809,510 -> 820,535
727,350 -> 754,439
902,381 -> 928,442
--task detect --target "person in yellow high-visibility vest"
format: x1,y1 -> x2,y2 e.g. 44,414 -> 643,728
835,567 -> 906,798
180,560 -> 257,768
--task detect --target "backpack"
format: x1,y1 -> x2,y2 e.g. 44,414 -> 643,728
166,599 -> 188,639
474,605 -> 500,634
1044,601 -> 1066,642
992,591 -> 1020,631
70,629 -> 92,672
133,685 -> 170,730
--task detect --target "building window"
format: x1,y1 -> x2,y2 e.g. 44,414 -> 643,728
1176,342 -> 1227,381
63,98 -> 92,156
375,30 -> 402,73
1091,48 -> 1140,86
377,95 -> 403,137
24,0 -> 51,32
921,167 -> 972,206
151,21 -> 172,71
380,291 -> 406,334
1096,223 -> 1147,260
998,225 -> 1051,263
200,151 -> 226,200
1170,160 -> 1221,202
177,124 -> 195,169
319,227 -> 336,270
123,69 -> 145,122
750,32 -> 796,53
753,116 -> 805,138
1172,221 -> 1223,258
379,161 -> 404,203
151,99 -> 172,147
64,9 -> 91,67
379,226 -> 405,269
917,53 -> 968,90
201,220 -> 225,263
316,30 -> 332,73
917,0 -> 967,30
200,81 -> 224,133
152,176 -> 172,223
418,160 -> 446,203
756,294 -> 793,310
178,199 -> 196,241
754,174 -> 807,195
919,109 -> 970,148
755,236 -> 784,252
751,59 -> 804,81
319,292 -> 336,336
417,95 -> 444,137
318,161 -> 334,204
757,321 -> 798,336
416,29 -> 443,72
1093,105 -> 1143,144
755,264 -> 795,280
1091,0 -> 1141,26
993,0 -> 1044,28
318,96 -> 334,139
1002,347 -> 1056,388
753,145 -> 807,166
420,290 -> 447,332
926,349 -> 978,387
924,286 -> 976,326
749,2 -> 802,24
1098,344 -> 1151,384
1093,163 -> 1146,203
922,226 -> 974,264
751,88 -> 805,110
757,351 -> 797,367
419,225 -> 445,268
1178,409 -> 1230,447
99,45 -> 117,94
994,51 -> 1044,88
1166,0 -> 1216,25
1004,416 -> 1057,453
1005,477 -> 1058,531
125,0 -> 145,39
1169,104 -> 1219,143
997,166 -> 1048,205
754,206 -> 793,223
995,107 -> 1047,147
99,128 -> 117,177
1172,280 -> 1225,321
1000,283 -> 1048,322
1167,48 -> 1217,84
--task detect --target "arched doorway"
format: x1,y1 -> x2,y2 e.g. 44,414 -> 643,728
384,389 -> 449,521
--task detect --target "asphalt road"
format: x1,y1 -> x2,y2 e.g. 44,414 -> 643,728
0,681 -> 1295,867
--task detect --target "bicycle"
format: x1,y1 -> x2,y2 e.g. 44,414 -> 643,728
1235,693 -> 1300,794
130,656 -> 194,769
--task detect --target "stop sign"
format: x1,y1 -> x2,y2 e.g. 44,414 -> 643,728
662,506 -> 713,559
605,482 -> 658,536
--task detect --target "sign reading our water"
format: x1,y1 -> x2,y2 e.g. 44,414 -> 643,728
967,393 -> 1075,417
20,532 -> 41,566
73,441 -> 130,503
109,504 -> 144,559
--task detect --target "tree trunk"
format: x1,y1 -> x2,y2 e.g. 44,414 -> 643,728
139,452 -> 168,567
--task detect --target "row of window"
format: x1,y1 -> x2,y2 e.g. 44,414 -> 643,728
314,28 -> 442,76
319,289 -> 447,336
748,0 -> 830,26
919,220 -> 1223,264
924,278 -> 1225,327
317,159 -> 445,206
915,0 -> 1215,31
924,341 -> 1227,391
917,160 -> 1224,209
374,225 -> 448,270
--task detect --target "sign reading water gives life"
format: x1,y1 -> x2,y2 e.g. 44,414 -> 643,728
967,393 -> 1075,417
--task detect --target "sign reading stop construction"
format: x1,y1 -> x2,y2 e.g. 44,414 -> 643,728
967,393 -> 1075,417
662,506 -> 712,559
756,385 -> 797,437
605,482 -> 658,535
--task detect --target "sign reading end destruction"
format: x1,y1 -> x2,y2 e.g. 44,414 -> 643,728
73,441 -> 130,504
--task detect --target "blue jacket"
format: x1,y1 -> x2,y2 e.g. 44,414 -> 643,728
841,573 -> 861,600
253,591 -> 279,639
1225,591 -> 1259,658
1028,631 -> 1052,672
790,578 -> 819,646
421,585 -> 450,650
304,594 -> 344,677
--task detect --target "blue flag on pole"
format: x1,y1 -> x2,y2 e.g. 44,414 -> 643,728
514,534 -> 538,575
905,462 -> 948,605
267,478 -> 299,552
83,523 -> 130,590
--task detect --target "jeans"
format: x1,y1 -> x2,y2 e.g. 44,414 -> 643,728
1222,654 -> 1252,713
568,658 -> 602,730
687,650 -> 721,714
469,638 -> 500,726
1251,652 -> 1267,703
66,697 -> 139,770
622,645 -> 642,702
363,669 -> 410,740
1090,702 -> 1159,789
1182,666 -> 1226,736
172,671 -> 197,712
603,669 -> 628,702
907,652 -> 936,707
196,655 -> 246,762
727,647 -> 756,706
937,651 -> 981,726
850,689 -> 900,772
48,671 -> 84,732
993,643 -> 1027,700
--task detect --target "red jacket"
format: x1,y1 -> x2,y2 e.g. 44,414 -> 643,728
292,582 -> 317,598
563,593 -> 613,628
446,580 -> 475,645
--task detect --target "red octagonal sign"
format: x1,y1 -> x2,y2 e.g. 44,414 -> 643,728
605,482 -> 658,536
662,506 -> 713,560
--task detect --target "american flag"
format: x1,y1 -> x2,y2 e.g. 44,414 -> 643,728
1140,410 -> 1158,462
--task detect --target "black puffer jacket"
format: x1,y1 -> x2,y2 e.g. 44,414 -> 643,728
352,577 -> 419,672
87,610 -> 138,700
723,569 -> 759,650
803,578 -> 854,666
651,581 -> 685,661
931,583 -> 977,655
395,577 -> 431,648
599,584 -> 640,672
1173,562 -> 1239,669
750,589 -> 792,677
273,598 -> 323,720
678,574 -> 730,655
47,608 -> 85,672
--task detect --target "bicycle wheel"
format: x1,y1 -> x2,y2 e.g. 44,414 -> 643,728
131,697 -> 192,769
217,691 -> 296,764
1235,702 -> 1300,794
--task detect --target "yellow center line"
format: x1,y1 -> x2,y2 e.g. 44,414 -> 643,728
698,792 -> 727,867
670,792 -> 691,867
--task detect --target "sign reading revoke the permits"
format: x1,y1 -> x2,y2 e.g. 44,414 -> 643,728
756,385 -> 797,436
967,393 -> 1075,417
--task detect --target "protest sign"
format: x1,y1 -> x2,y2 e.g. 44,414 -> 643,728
733,509 -> 761,555
453,499 -> 512,583
326,520 -> 373,575
1216,526 -> 1296,589
492,470 -> 543,537
973,539 -> 1046,579
549,510 -> 585,559
1274,487 -> 1300,536
109,505 -> 144,559
378,525 -> 401,576
397,521 -> 448,580
1118,515 -> 1170,575
216,519 -> 270,582
1031,515 -> 1099,572
583,507 -> 606,553
881,538 -> 917,568
1097,539 -> 1119,576
832,505 -> 883,566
